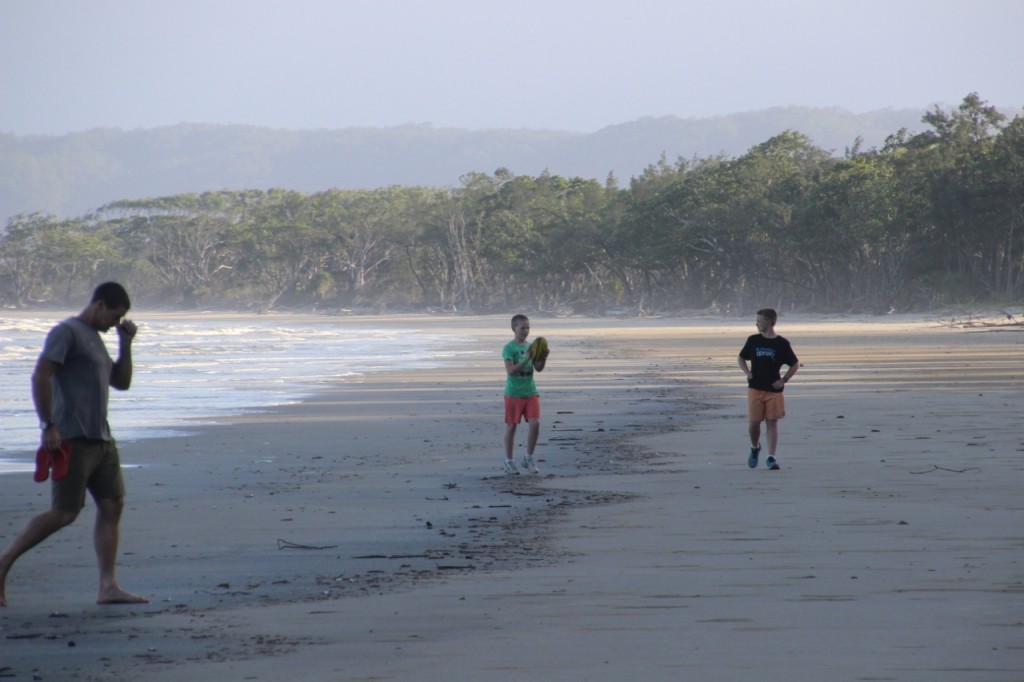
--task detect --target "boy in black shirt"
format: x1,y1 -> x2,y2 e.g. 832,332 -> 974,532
737,308 -> 799,470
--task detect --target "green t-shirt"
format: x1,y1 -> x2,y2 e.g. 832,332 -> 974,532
503,339 -> 538,398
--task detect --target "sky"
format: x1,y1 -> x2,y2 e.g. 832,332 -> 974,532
2,0 -> 1023,136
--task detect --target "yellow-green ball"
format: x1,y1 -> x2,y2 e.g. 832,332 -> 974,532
529,336 -> 549,361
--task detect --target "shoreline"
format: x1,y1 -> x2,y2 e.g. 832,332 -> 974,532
1,312 -> 501,461
2,315 -> 1022,681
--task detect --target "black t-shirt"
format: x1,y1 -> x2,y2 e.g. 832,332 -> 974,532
739,333 -> 798,393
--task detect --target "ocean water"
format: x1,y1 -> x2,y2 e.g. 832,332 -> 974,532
1,315 -> 479,474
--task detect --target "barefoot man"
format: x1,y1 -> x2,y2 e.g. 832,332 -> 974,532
0,282 -> 148,607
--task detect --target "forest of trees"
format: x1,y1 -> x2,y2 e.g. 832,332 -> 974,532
1,94 -> 1022,315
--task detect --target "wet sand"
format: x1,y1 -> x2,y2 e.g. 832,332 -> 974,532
1,313 -> 1022,681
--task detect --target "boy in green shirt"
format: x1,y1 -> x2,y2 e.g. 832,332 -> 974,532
502,314 -> 548,474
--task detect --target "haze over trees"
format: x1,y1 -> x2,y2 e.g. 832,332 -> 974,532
0,107 -> 934,222
1,94 -> 1021,315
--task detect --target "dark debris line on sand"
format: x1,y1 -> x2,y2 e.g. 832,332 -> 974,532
0,356 -> 701,680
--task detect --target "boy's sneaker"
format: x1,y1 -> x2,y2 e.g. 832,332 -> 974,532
503,459 -> 521,476
522,455 -> 539,474
766,456 -> 780,470
747,445 -> 761,469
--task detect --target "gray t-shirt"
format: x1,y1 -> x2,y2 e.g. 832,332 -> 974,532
41,317 -> 114,441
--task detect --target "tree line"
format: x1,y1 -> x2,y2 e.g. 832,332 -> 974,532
0,107 -> 931,221
2,94 -> 1021,315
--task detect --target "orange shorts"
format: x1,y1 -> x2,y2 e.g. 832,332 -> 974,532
747,388 -> 786,422
505,395 -> 540,424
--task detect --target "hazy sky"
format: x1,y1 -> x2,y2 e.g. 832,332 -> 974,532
2,0 -> 1022,135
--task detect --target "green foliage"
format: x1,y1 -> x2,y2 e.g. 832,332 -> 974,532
2,94 -> 1022,314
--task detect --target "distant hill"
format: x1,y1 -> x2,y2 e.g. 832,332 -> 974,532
0,107 -> 937,224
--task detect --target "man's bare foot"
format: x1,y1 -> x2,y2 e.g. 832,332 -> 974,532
97,586 -> 148,605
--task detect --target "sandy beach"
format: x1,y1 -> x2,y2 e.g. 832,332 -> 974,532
1,313 -> 1022,681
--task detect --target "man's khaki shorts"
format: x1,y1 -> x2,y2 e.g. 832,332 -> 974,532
747,388 -> 786,422
52,438 -> 126,512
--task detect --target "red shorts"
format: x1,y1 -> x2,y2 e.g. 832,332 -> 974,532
505,396 -> 540,424
747,388 -> 786,422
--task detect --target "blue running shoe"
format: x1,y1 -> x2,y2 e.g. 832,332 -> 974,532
748,445 -> 760,469
766,456 -> 780,470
